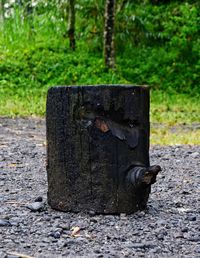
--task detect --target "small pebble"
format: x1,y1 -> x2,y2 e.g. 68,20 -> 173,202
186,215 -> 196,221
6,256 -> 20,258
26,202 -> 45,212
190,152 -> 199,158
0,219 -> 11,227
51,231 -> 61,239
34,196 -> 43,202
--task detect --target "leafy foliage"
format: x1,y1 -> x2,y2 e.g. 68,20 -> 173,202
0,0 -> 199,120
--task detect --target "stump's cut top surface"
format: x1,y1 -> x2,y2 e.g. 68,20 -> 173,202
49,84 -> 149,90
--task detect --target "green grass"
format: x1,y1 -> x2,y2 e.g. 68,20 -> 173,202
0,42 -> 199,145
151,92 -> 200,145
1,85 -> 200,145
151,126 -> 200,145
150,91 -> 200,125
1,86 -> 199,125
0,2 -> 200,145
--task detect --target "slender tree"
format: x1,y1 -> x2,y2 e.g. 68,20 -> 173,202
68,0 -> 76,50
104,0 -> 116,69
25,0 -> 33,16
0,0 -> 5,23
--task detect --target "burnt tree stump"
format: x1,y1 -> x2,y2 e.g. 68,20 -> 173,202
46,85 -> 161,214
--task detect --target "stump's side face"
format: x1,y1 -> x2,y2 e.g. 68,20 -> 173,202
46,85 -> 150,214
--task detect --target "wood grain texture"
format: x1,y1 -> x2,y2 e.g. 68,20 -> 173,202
46,85 -> 150,214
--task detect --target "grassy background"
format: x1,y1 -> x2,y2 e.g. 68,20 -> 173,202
0,1 -> 199,144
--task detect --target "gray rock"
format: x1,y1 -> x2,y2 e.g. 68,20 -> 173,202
26,202 -> 45,212
156,234 -> 164,240
181,227 -> 188,232
187,236 -> 200,242
34,196 -> 43,202
57,223 -> 70,230
0,219 -> 11,227
190,152 -> 199,158
0,181 -> 5,186
130,243 -> 147,249
174,232 -> 184,238
50,231 -> 61,239
156,219 -> 167,226
186,215 -> 196,221
6,256 -> 20,258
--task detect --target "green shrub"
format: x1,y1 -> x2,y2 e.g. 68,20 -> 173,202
0,0 -> 199,118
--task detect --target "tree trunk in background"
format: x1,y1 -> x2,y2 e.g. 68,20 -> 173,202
104,0 -> 115,69
68,0 -> 76,50
25,0 -> 33,16
0,0 -> 5,23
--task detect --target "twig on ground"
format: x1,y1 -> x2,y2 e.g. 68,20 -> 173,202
7,252 -> 34,258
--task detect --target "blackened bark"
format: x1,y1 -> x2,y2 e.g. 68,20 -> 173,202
46,85 -> 160,214
68,0 -> 76,50
104,0 -> 115,69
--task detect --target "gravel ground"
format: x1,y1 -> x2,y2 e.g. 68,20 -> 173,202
0,117 -> 200,258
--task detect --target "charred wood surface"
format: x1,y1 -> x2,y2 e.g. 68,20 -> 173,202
46,85 -> 160,214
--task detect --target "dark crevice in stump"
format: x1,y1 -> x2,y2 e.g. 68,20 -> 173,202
46,85 -> 161,214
